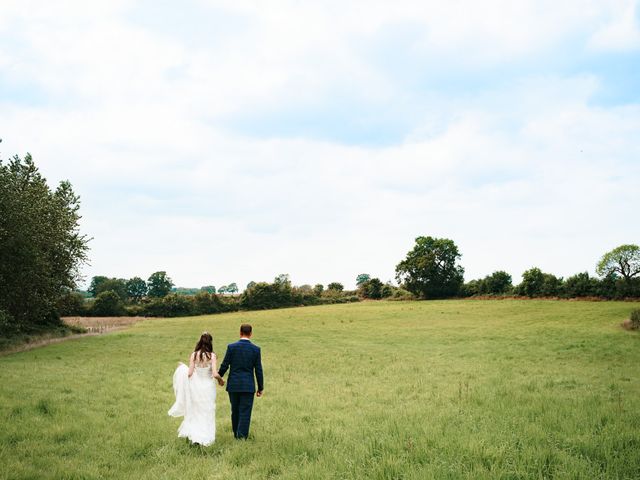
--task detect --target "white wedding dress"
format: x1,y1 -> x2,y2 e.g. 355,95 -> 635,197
168,361 -> 216,446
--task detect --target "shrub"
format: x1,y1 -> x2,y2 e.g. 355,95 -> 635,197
564,272 -> 598,298
193,292 -> 224,315
160,294 -> 195,317
359,278 -> 384,299
57,292 -> 88,316
516,268 -> 562,297
630,310 -> 640,330
90,291 -> 125,316
0,309 -> 18,336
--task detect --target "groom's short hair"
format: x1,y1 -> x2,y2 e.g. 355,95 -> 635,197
240,324 -> 252,335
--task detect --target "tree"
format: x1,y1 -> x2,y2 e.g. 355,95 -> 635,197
227,283 -> 238,294
395,236 -> 464,299
147,271 -> 173,298
127,277 -> 148,302
218,285 -> 227,295
360,277 -> 383,299
90,291 -> 125,316
596,245 -> 640,281
327,282 -> 344,292
200,285 -> 216,294
482,271 -> 512,294
88,276 -> 109,297
355,273 -> 371,286
313,284 -> 324,296
246,281 -> 256,291
516,267 -> 562,297
0,153 -> 89,332
564,272 -> 598,298
95,278 -> 128,299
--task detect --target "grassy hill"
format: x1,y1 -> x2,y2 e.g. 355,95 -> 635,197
1,300 -> 639,479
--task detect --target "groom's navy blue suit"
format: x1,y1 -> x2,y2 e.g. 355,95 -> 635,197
218,338 -> 263,439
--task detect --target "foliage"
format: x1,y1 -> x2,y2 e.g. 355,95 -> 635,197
90,291 -> 125,316
564,272 -> 599,298
226,282 -> 238,294
597,244 -> 640,281
240,277 -> 294,310
88,276 -> 109,297
95,278 -> 128,299
126,277 -> 148,302
313,284 -> 324,296
193,292 -> 224,315
0,153 -> 89,332
200,285 -> 216,294
147,271 -> 173,298
461,271 -> 513,297
631,309 -> 640,330
327,282 -> 344,292
57,291 -> 88,316
358,277 -> 384,299
395,236 -> 464,299
482,270 -> 513,294
158,294 -> 193,317
355,273 -> 371,286
516,267 -> 563,297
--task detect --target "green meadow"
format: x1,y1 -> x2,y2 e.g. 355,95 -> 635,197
1,300 -> 639,479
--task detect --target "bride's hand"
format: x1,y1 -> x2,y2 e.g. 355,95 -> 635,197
217,377 -> 225,386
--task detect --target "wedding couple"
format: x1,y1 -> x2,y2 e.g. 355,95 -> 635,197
168,324 -> 264,445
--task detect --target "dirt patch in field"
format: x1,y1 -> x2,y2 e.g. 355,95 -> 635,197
1,317 -> 156,356
63,316 -> 150,333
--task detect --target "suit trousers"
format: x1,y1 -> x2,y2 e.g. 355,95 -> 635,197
228,392 -> 254,439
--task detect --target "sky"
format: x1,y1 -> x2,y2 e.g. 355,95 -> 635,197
1,0 -> 639,291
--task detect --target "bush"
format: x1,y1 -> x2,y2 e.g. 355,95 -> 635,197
516,268 -> 562,297
160,294 -> 195,317
359,278 -> 384,299
90,291 -> 125,316
193,292 -> 224,315
631,310 -> 640,330
57,291 -> 88,316
0,309 -> 18,336
564,272 -> 598,298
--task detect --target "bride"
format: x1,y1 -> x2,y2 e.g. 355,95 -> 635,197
168,332 -> 224,446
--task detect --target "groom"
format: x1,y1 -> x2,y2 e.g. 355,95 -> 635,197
218,323 -> 264,439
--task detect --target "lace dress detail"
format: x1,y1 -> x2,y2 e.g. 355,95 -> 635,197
168,352 -> 217,446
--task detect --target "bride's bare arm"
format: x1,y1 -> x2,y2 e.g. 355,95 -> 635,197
211,353 -> 224,385
188,352 -> 195,378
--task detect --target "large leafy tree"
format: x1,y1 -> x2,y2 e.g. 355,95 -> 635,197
0,152 -> 89,331
395,236 -> 464,299
126,277 -> 148,302
596,245 -> 640,281
147,271 -> 173,298
88,276 -> 109,297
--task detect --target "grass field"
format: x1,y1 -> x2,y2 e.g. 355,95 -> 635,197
1,300 -> 639,479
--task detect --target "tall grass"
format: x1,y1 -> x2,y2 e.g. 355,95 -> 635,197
0,300 -> 639,479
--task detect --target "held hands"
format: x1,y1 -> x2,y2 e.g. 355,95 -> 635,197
214,375 -> 225,386
256,390 -> 263,398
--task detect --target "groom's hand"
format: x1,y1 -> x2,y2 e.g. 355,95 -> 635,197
256,390 -> 263,397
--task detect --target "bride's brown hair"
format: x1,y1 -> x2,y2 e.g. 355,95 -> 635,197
194,332 -> 214,362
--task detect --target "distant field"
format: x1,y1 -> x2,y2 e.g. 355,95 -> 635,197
1,300 -> 639,479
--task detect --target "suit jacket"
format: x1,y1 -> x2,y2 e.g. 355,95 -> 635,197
218,339 -> 264,393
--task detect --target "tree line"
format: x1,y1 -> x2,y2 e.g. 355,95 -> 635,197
2,152 -> 638,338
60,273 -> 362,317
395,236 -> 640,300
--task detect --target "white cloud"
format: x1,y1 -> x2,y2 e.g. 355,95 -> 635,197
589,0 -> 640,51
1,1 -> 639,289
